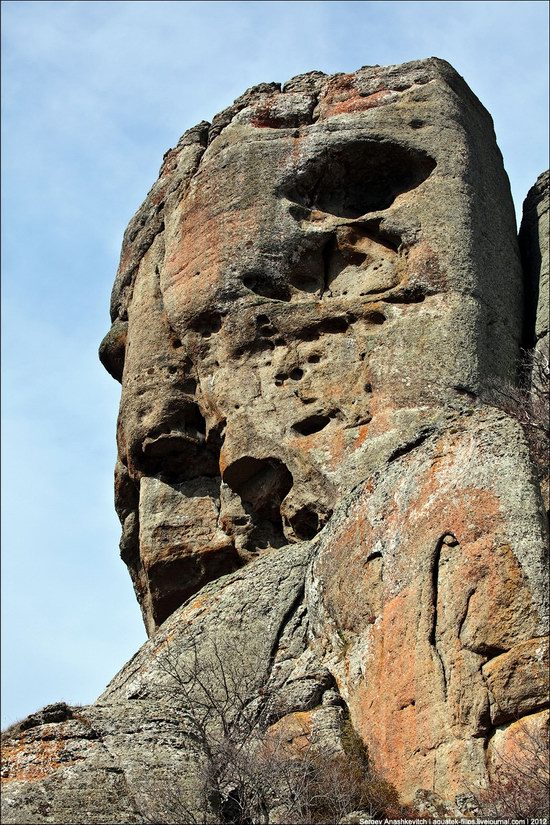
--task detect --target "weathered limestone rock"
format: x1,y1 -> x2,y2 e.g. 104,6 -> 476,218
3,59 -> 548,823
307,406 -> 548,801
1,545 -> 335,823
102,57 -> 523,634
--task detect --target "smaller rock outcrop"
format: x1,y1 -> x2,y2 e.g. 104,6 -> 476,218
520,169 -> 549,359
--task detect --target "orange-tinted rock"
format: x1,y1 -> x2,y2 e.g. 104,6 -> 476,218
309,408 -> 548,803
3,60 -> 548,824
483,637 -> 549,724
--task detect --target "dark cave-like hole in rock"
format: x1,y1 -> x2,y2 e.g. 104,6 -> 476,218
292,414 -> 331,436
319,316 -> 350,334
223,456 -> 293,543
383,288 -> 426,304
289,367 -> 304,380
290,273 -> 324,293
138,402 -> 221,481
283,140 -> 436,218
288,505 -> 323,541
365,310 -> 386,325
242,272 -> 291,301
190,311 -> 223,338
175,377 -> 198,395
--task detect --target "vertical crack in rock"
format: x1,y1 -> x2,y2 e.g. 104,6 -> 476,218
429,534 -> 458,701
320,235 -> 334,299
267,580 -> 307,679
457,587 -> 476,642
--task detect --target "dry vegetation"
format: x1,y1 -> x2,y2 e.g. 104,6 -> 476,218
134,639 -> 404,824
470,715 -> 550,821
486,346 -> 550,475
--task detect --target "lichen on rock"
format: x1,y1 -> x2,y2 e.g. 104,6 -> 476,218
2,58 -> 548,824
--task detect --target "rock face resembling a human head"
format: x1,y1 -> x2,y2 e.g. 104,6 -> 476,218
100,59 -> 522,635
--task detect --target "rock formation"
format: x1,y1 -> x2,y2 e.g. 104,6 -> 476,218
520,169 -> 549,362
2,58 -> 548,824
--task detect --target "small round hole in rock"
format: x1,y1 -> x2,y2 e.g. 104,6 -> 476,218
289,506 -> 321,541
366,311 -> 386,325
289,368 -> 304,380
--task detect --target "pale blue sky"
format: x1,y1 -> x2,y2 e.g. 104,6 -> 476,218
2,0 -> 548,728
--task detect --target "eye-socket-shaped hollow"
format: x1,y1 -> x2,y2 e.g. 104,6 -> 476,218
282,140 -> 436,218
222,456 -> 293,526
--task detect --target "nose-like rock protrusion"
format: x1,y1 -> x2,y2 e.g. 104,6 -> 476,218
99,320 -> 128,382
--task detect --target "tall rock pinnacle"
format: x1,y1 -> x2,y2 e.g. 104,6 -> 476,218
101,57 -> 524,635
3,59 -> 548,823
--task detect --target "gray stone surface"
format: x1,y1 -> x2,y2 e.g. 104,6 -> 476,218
3,60 -> 548,824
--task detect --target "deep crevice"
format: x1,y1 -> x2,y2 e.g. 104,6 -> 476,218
383,287 -> 427,304
320,236 -> 336,297
429,534 -> 458,702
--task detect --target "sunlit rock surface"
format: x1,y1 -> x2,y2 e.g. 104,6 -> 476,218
2,58 -> 548,824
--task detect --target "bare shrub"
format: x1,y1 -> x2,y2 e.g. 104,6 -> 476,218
135,637 -> 403,824
471,715 -> 550,820
485,346 -> 549,475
